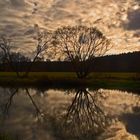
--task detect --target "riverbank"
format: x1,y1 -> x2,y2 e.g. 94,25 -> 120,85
0,72 -> 140,92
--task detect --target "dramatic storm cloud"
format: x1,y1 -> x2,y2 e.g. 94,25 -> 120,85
126,9 -> 140,30
0,0 -> 140,55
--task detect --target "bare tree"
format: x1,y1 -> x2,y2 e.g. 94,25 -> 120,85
0,25 -> 54,77
53,25 -> 112,79
0,36 -> 21,77
0,36 -> 31,77
25,25 -> 54,77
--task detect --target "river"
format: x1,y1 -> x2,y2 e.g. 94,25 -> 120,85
0,87 -> 140,140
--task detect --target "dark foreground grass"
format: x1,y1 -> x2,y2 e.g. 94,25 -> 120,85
0,133 -> 19,140
0,72 -> 140,80
0,72 -> 140,92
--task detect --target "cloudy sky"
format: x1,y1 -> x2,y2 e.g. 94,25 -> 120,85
0,0 -> 140,55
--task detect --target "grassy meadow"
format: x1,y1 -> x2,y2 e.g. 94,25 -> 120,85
0,72 -> 140,79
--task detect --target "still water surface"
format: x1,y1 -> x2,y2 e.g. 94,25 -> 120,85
0,87 -> 140,140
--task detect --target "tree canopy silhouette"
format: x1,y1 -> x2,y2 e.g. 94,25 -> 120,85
53,25 -> 112,78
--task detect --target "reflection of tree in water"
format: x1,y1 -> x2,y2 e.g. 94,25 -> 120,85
61,88 -> 111,139
0,87 -> 113,139
25,88 -> 45,120
0,88 -> 18,115
0,88 -> 45,121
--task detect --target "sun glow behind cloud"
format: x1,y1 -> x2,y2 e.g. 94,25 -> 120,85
0,0 -> 140,56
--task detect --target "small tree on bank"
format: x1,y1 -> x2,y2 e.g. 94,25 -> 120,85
53,25 -> 112,79
25,25 -> 54,77
0,36 -> 21,77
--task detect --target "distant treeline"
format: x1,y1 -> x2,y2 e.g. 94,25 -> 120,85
0,51 -> 140,72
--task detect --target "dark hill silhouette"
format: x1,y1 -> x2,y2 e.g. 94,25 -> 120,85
93,51 -> 140,72
0,51 -> 140,72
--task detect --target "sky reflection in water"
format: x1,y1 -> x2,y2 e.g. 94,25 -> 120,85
0,87 -> 140,140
